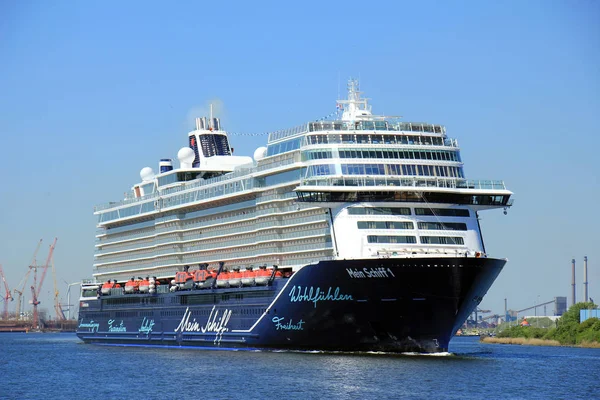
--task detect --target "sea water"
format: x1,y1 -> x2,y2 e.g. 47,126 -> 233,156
0,334 -> 598,399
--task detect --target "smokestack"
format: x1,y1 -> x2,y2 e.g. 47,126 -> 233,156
584,256 -> 588,303
571,259 -> 576,306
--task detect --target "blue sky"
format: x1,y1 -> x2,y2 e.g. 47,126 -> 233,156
1,1 -> 598,319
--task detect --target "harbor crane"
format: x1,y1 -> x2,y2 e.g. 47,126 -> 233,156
30,238 -> 58,329
51,255 -> 66,321
14,239 -> 43,320
514,300 -> 555,315
1,264 -> 14,320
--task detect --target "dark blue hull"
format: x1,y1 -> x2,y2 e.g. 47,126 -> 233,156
77,257 -> 504,353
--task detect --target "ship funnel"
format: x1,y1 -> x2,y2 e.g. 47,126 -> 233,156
159,159 -> 173,173
211,117 -> 220,131
195,117 -> 210,130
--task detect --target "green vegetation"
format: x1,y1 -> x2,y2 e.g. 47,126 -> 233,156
496,302 -> 600,346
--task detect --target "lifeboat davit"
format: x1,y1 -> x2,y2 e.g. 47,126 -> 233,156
204,269 -> 218,289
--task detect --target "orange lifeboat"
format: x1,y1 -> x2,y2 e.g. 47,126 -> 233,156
124,278 -> 137,294
217,270 -> 230,288
139,277 -> 150,293
175,271 -> 194,290
193,270 -> 208,286
101,280 -> 114,295
255,266 -> 271,286
228,268 -> 242,287
206,269 -> 217,280
241,267 -> 256,286
200,268 -> 217,289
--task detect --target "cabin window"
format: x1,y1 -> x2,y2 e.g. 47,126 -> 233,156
415,208 -> 470,217
418,222 -> 468,231
420,236 -> 465,245
348,207 -> 411,216
367,235 -> 417,244
358,221 -> 414,229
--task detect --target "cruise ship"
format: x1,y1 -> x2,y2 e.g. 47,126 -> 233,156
77,80 -> 512,353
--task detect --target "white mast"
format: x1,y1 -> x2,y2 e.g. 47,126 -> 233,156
337,79 -> 372,122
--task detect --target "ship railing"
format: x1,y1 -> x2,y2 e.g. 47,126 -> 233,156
297,177 -> 507,191
95,192 -> 159,212
109,287 -> 124,296
157,285 -> 169,294
267,123 -> 309,143
300,133 -> 458,148
256,153 -> 300,172
256,191 -> 298,204
94,156 -> 300,214
306,121 -> 445,134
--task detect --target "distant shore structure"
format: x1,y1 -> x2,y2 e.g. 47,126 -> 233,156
572,258 -> 576,307
583,256 -> 588,303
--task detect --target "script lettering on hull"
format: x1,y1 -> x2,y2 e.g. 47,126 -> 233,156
346,267 -> 395,279
78,320 -> 99,333
175,306 -> 232,344
272,316 -> 305,331
288,286 -> 353,308
108,319 -> 126,332
139,317 -> 155,334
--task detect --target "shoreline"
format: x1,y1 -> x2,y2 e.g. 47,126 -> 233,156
480,336 -> 600,349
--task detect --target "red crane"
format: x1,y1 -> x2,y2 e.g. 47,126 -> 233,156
31,238 -> 58,329
0,264 -> 13,320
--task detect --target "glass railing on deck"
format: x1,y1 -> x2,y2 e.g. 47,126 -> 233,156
256,191 -> 298,204
456,180 -> 509,190
297,176 -> 507,191
307,121 -> 445,134
301,133 -> 457,148
267,123 -> 309,143
95,192 -> 159,212
95,157 -> 302,224
266,120 -> 447,145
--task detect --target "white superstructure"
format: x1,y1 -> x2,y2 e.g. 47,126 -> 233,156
93,80 -> 512,283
